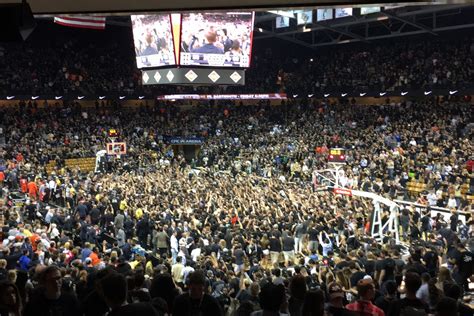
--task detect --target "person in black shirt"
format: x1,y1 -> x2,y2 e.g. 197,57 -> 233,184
100,272 -> 158,316
282,231 -> 294,267
233,245 -> 246,274
420,212 -> 431,240
452,241 -> 474,292
173,270 -> 223,316
24,266 -> 81,316
410,224 -> 421,241
388,272 -> 429,316
405,253 -> 428,276
422,246 -> 439,278
363,253 -> 377,278
400,208 -> 410,241
412,208 -> 421,225
307,224 -> 319,254
253,282 -> 287,315
375,280 -> 397,315
435,297 -> 459,316
449,209 -> 459,232
444,283 -> 474,316
268,233 -> 282,266
375,250 -> 395,288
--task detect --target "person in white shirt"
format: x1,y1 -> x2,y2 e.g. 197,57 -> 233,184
49,223 -> 60,239
427,191 -> 438,206
170,231 -> 179,264
45,207 -> 55,224
182,265 -> 195,283
416,273 -> 431,306
318,231 -> 333,257
48,178 -> 56,198
447,196 -> 457,208
190,247 -> 201,262
178,248 -> 187,266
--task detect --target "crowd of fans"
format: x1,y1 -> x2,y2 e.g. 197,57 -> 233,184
0,96 -> 472,316
0,16 -> 472,316
272,35 -> 474,94
0,22 -> 473,96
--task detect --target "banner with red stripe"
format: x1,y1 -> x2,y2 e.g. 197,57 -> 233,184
54,15 -> 106,30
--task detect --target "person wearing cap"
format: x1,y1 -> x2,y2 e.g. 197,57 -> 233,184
172,270 -> 222,316
346,278 -> 385,316
326,283 -> 356,316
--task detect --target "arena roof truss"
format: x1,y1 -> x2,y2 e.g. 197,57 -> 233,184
253,4 -> 474,48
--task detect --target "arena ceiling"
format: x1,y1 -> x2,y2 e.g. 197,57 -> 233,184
253,4 -> 474,48
4,0 -> 472,49
0,0 -> 469,14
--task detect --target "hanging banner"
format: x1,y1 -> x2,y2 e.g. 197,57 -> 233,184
156,93 -> 287,100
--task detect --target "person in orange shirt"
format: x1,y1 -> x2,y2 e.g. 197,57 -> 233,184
89,247 -> 101,266
30,233 -> 41,252
27,180 -> 38,200
20,178 -> 28,193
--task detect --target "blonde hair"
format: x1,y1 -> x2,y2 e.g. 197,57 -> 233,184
7,270 -> 17,283
79,270 -> 88,282
336,270 -> 350,290
0,259 -> 7,269
438,267 -> 453,283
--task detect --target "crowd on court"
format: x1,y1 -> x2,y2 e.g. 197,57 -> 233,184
0,96 -> 472,315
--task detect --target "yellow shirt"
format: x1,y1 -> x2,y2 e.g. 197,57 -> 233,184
120,200 -> 128,211
135,208 -> 143,219
145,261 -> 153,276
172,263 -> 184,283
130,260 -> 141,270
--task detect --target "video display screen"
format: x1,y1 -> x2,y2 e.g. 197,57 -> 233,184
335,8 -> 353,18
296,10 -> 313,25
276,16 -> 290,28
131,14 -> 176,69
361,7 -> 381,15
317,9 -> 333,21
180,12 -> 254,67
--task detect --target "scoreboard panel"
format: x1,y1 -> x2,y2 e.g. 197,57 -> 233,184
328,148 -> 346,164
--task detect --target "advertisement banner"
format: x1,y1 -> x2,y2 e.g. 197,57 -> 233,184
166,137 -> 204,145
156,93 -> 287,100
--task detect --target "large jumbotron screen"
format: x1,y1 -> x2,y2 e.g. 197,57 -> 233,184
180,12 -> 254,67
132,12 -> 255,69
131,14 -> 176,69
